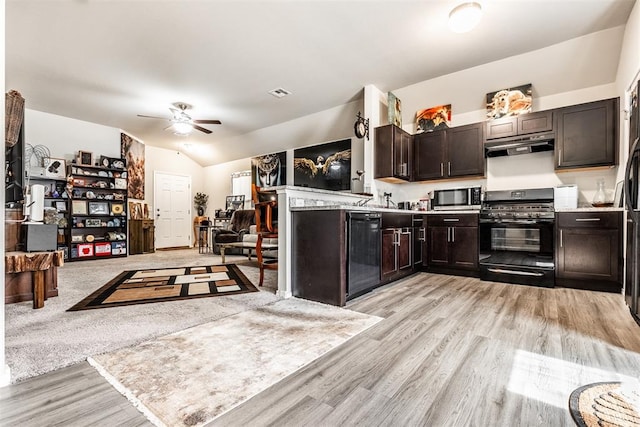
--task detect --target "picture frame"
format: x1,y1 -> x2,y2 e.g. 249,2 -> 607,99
77,151 -> 94,166
114,177 -> 127,190
77,243 -> 94,258
88,201 -> 109,215
44,157 -> 67,179
94,242 -> 112,256
85,218 -> 102,227
72,200 -> 87,215
55,201 -> 67,212
111,203 -> 124,215
614,180 -> 624,208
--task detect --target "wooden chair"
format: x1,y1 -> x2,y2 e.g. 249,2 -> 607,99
252,184 -> 278,286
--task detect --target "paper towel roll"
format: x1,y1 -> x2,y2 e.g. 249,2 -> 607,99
31,184 -> 45,222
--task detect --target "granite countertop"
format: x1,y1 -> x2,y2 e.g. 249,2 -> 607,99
290,205 -> 479,214
555,207 -> 625,212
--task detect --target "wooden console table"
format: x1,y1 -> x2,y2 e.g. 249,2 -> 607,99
5,250 -> 64,309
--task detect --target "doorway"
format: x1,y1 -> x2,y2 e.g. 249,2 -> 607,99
153,171 -> 192,248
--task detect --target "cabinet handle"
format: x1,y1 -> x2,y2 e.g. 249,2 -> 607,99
451,227 -> 455,242
443,218 -> 460,222
560,229 -> 563,248
558,149 -> 562,167
440,163 -> 444,177
419,227 -> 426,241
575,218 -> 601,222
447,227 -> 450,242
448,162 -> 451,176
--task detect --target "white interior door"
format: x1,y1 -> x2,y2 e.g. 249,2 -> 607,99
154,171 -> 191,249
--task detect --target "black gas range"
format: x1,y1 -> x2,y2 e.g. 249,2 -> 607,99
479,188 -> 555,287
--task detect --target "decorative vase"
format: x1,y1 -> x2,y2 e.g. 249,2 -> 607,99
592,179 -> 607,207
197,206 -> 205,216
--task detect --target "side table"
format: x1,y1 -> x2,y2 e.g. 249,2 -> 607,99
5,250 -> 64,309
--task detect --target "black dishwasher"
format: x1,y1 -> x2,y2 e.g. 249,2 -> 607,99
347,212 -> 382,299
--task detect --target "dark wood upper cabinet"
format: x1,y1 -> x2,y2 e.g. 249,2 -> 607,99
375,124 -> 412,182
413,122 -> 484,181
555,97 -> 619,170
448,123 -> 485,177
485,110 -> 553,140
413,129 -> 446,181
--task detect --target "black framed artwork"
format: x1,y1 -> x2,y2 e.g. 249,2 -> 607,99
251,152 -> 286,187
293,139 -> 351,191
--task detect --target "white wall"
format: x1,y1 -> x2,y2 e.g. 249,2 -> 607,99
377,27 -> 627,207
204,158 -> 251,215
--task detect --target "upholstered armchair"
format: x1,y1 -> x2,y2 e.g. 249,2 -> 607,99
211,209 -> 255,254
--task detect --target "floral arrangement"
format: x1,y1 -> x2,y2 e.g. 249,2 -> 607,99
194,192 -> 208,208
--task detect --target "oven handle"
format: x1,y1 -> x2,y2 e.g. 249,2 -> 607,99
479,219 -> 554,224
487,268 -> 545,277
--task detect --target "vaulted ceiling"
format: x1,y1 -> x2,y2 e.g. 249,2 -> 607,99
6,0 -> 636,166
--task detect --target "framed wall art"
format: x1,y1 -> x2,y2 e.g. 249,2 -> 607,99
293,139 -> 351,191
251,152 -> 287,187
486,83 -> 533,119
416,104 -> 452,133
388,92 -> 402,127
121,132 -> 145,200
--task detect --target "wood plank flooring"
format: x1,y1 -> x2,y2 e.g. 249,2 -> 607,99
2,273 -> 640,426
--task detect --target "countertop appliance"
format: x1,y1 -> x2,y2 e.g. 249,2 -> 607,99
624,78 -> 640,323
479,188 -> 555,287
432,186 -> 482,210
347,212 -> 381,299
554,184 -> 578,210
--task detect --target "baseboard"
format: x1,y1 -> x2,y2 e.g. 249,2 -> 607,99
0,364 -> 11,388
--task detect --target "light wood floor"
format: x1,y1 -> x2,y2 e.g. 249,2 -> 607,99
2,273 -> 640,426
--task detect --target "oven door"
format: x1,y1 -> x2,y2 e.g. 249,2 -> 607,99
479,219 -> 555,287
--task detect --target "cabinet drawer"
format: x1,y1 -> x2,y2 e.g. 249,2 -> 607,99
557,211 -> 621,229
428,213 -> 478,227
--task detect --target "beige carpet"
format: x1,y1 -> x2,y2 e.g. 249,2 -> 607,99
88,298 -> 382,427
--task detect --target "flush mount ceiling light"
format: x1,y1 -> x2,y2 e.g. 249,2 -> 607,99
448,2 -> 482,33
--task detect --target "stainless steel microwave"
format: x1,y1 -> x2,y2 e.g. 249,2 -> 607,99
432,187 -> 482,210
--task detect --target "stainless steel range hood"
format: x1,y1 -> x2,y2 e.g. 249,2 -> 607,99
484,132 -> 555,157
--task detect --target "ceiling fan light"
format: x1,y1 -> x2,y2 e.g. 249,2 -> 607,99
173,122 -> 193,135
448,2 -> 482,33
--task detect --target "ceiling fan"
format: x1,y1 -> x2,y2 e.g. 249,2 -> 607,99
137,102 -> 221,135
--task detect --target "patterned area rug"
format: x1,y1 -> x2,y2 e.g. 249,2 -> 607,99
569,381 -> 640,426
68,264 -> 257,311
88,298 -> 382,427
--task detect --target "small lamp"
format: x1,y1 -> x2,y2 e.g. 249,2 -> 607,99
448,2 -> 483,33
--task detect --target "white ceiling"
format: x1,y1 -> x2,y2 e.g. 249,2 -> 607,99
6,0 -> 636,167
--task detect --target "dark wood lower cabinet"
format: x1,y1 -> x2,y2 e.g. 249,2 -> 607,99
426,214 -> 479,275
556,211 -> 622,292
381,228 -> 411,281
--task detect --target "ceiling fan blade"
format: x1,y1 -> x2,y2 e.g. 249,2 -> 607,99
193,119 -> 222,125
137,114 -> 168,120
193,124 -> 212,134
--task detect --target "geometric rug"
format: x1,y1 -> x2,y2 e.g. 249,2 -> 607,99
88,298 -> 383,427
569,381 -> 640,426
68,264 -> 257,311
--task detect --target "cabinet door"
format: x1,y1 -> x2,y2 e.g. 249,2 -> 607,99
450,226 -> 478,269
398,230 -> 412,270
413,130 -> 446,181
447,123 -> 485,177
555,98 -> 618,169
374,125 -> 395,179
381,229 -> 398,279
557,228 -> 619,281
394,129 -> 412,179
427,226 -> 450,266
485,116 -> 517,140
518,110 -> 553,135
